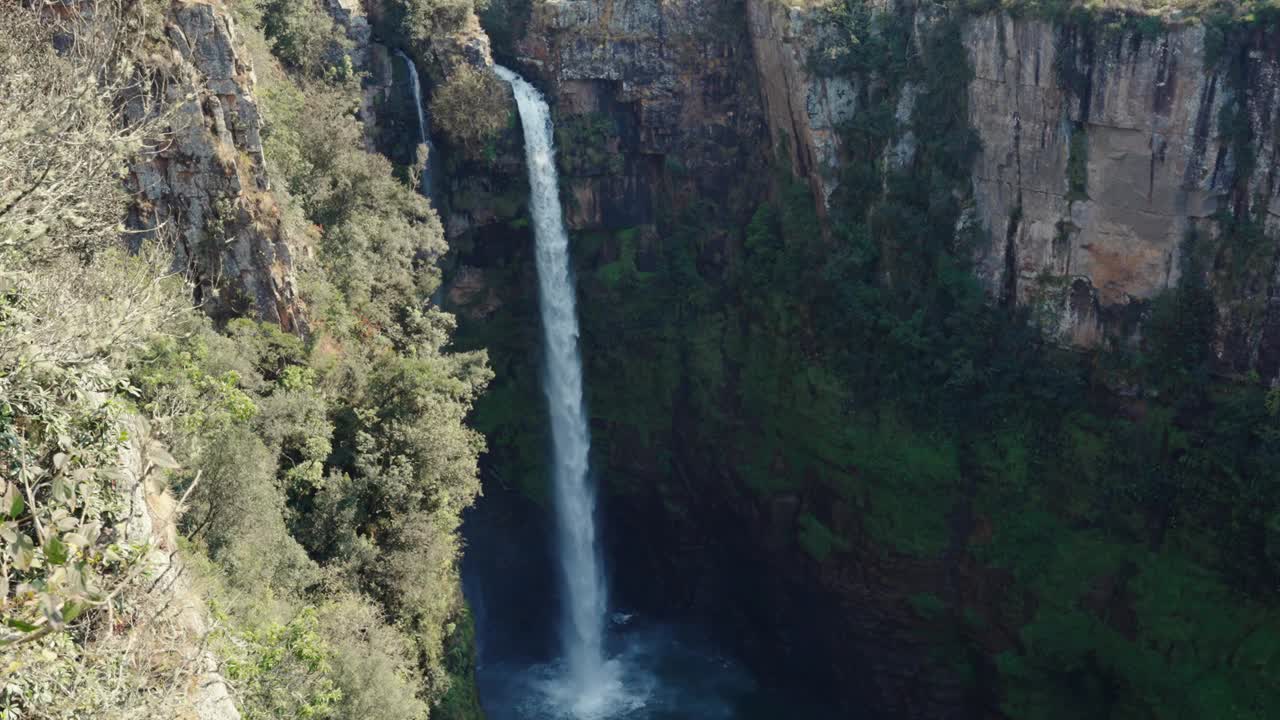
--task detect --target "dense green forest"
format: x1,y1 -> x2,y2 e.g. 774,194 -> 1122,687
0,0 -> 490,717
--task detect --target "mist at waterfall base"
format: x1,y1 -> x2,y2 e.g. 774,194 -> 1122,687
463,495 -> 841,720
460,66 -> 840,720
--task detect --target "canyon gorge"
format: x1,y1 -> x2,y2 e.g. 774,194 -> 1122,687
3,1 -> 1279,719
445,1 -> 1280,718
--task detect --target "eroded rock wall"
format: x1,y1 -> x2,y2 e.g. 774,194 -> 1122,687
117,417 -> 241,720
966,17 -> 1247,352
444,0 -> 772,313
747,0 -> 858,211
748,1 -> 1280,375
128,1 -> 304,331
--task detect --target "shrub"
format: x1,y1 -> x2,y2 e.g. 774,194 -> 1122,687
3,1 -> 493,715
401,0 -> 491,45
1066,123 -> 1089,200
431,65 -> 510,156
0,3 -> 162,265
319,595 -> 431,720
1,239 -> 187,658
257,0 -> 354,79
218,606 -> 343,720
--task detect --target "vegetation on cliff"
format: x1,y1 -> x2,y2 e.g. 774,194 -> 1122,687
375,0 -> 490,65
781,6 -> 1280,715
431,65 -> 510,157
1,1 -> 488,718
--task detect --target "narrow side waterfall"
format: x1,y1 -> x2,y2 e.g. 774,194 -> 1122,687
495,65 -> 609,699
396,50 -> 434,198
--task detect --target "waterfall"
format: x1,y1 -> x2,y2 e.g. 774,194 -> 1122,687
396,50 -> 434,199
495,65 -> 608,697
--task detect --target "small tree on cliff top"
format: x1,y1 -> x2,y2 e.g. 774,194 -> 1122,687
401,0 -> 490,45
430,64 -> 509,158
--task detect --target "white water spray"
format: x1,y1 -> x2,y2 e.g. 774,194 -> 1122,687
397,50 -> 435,198
495,65 -> 610,704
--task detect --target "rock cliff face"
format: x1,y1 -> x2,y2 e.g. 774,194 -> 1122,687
508,0 -> 769,236
128,1 -> 304,332
484,1 -> 1280,376
750,1 -> 1280,375
444,0 -> 770,312
747,0 -> 858,211
464,0 -> 909,711
968,16 -> 1280,372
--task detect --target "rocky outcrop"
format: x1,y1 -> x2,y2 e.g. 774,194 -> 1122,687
442,0 -> 773,316
128,1 -> 304,332
964,16 -> 1264,355
118,417 -> 241,720
747,0 -> 857,211
325,0 -> 373,57
747,2 -> 1280,376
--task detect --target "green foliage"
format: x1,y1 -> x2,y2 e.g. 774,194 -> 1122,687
432,66 -> 511,157
555,113 -> 625,176
790,10 -> 1279,714
247,0 -> 355,80
594,229 -> 655,289
1142,236 -> 1215,400
0,241 -> 212,716
128,293 -> 487,713
235,8 -> 493,710
317,596 -> 433,719
478,0 -> 533,57
3,1 -> 491,715
809,0 -> 914,81
0,12 -> 193,654
0,4 -> 161,266
219,606 -> 343,720
384,0 -> 492,53
255,75 -> 450,343
432,606 -> 485,720
462,3 -> 1280,717
193,541 -> 437,720
0,252 -> 185,648
908,593 -> 949,620
0,14 -> 229,717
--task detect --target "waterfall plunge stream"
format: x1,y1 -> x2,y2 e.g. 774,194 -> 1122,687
496,64 -> 615,714
473,66 -> 842,720
397,51 -> 435,199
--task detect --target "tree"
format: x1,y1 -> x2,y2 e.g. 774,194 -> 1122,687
0,1 -> 163,265
400,0 -> 490,45
431,65 -> 509,156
